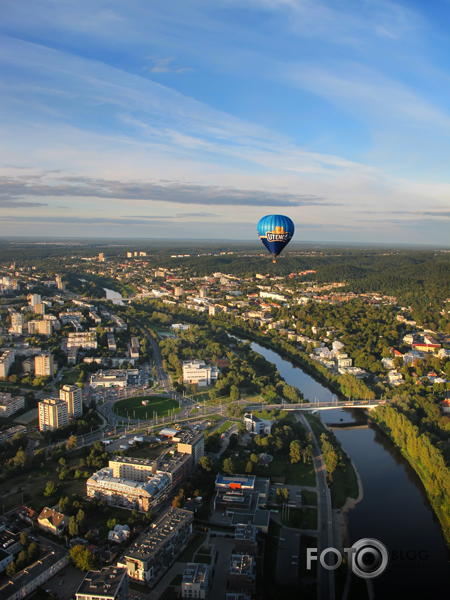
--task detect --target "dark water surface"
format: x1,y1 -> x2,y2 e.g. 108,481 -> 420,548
240,337 -> 450,599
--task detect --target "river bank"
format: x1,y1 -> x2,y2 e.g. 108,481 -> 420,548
230,333 -> 450,599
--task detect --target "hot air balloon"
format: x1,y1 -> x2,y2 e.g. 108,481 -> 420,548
257,214 -> 295,263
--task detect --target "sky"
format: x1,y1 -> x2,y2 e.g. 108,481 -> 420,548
2,0 -> 450,244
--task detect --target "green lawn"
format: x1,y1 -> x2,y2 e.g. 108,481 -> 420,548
301,490 -> 318,507
281,507 -> 317,530
262,456 -> 316,487
59,369 -> 80,387
214,420 -> 234,435
113,395 -> 180,419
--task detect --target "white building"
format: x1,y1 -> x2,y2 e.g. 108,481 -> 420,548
0,394 -> 25,418
59,385 -> 83,418
244,413 -> 273,435
35,353 -> 56,376
76,568 -> 129,600
39,398 -> 68,431
170,323 -> 190,332
67,332 -> 97,349
182,563 -> 210,599
182,360 -> 219,386
0,350 -> 15,378
9,313 -> 23,335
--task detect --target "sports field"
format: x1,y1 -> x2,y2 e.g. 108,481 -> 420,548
112,395 -> 180,419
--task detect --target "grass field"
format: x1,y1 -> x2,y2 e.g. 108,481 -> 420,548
281,507 -> 317,530
212,420 -> 234,435
301,490 -> 318,507
113,395 -> 180,419
59,369 -> 80,387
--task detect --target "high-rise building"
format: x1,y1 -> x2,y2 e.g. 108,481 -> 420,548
174,286 -> 183,297
28,320 -> 53,336
0,350 -> 15,378
9,312 -> 23,335
127,252 -> 132,258
59,385 -> 83,418
99,253 -> 105,262
27,294 -> 41,306
200,286 -> 208,298
35,354 -> 56,377
39,398 -> 68,431
34,303 -> 46,315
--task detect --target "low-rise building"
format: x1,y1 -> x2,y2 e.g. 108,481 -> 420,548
0,548 -> 14,574
182,360 -> 219,386
0,425 -> 26,446
0,547 -> 69,600
0,393 -> 25,418
0,530 -> 22,555
108,524 -> 130,544
227,555 -> 255,594
233,525 -> 258,556
122,507 -> 193,584
37,507 -> 70,536
182,563 -> 210,599
76,567 -> 129,600
244,413 -> 273,435
90,369 -> 138,388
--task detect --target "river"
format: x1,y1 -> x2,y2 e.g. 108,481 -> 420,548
238,337 -> 449,599
103,287 -> 124,305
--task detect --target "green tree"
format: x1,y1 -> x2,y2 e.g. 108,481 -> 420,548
44,481 -> 58,497
199,456 -> 212,472
245,460 -> 253,474
20,531 -> 29,547
223,458 -> 235,475
69,545 -> 97,571
290,440 -> 302,464
76,509 -> 86,529
6,562 -> 16,577
66,435 -> 77,451
27,542 -> 39,562
69,516 -> 79,537
107,518 -> 117,530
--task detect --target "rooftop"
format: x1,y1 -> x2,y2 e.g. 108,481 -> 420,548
76,567 -> 127,598
183,562 -> 209,585
125,507 -> 193,561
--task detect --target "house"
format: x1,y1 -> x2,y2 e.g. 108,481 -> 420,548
37,508 -> 70,536
440,399 -> 450,413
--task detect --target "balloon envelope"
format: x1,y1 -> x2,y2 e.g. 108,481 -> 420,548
257,214 -> 295,261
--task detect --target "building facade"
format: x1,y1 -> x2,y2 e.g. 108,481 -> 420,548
35,353 -> 56,376
122,508 -> 193,584
182,360 -> 219,386
59,385 -> 83,418
182,563 -> 210,599
39,398 -> 68,431
0,350 -> 15,378
0,394 -> 25,418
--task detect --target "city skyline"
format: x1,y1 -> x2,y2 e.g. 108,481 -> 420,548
2,1 -> 450,243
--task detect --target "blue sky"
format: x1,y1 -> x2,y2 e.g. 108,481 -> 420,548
1,0 -> 450,243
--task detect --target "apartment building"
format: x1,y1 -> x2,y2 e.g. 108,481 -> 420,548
111,315 -> 127,330
0,548 -> 69,600
76,567 -> 128,600
35,353 -> 56,376
27,294 -> 41,306
227,555 -> 255,594
34,303 -> 46,315
0,350 -> 15,378
59,384 -> 83,418
182,360 -> 219,386
0,393 -> 25,418
86,468 -> 171,512
175,430 -> 205,466
107,333 -> 117,352
0,425 -> 26,446
9,313 -> 23,335
122,508 -> 193,584
39,398 -> 68,431
233,525 -> 258,557
130,336 -> 140,358
67,332 -> 98,349
28,320 -> 53,336
182,563 -> 210,599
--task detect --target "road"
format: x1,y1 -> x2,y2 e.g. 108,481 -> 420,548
297,412 -> 335,600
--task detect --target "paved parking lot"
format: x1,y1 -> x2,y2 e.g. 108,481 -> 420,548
276,527 -> 301,586
42,565 -> 86,600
